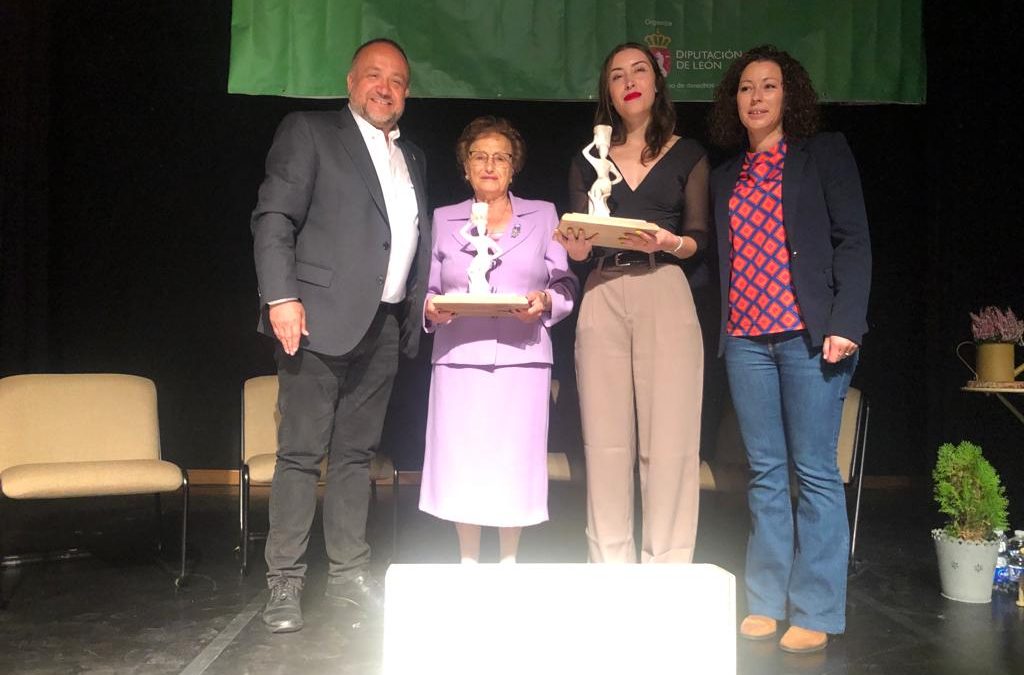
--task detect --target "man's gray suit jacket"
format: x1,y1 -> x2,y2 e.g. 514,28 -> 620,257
252,109 -> 431,358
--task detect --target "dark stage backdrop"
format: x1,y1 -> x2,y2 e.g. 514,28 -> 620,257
2,2 -> 1021,518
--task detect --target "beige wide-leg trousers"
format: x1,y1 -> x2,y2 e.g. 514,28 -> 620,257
575,262 -> 703,563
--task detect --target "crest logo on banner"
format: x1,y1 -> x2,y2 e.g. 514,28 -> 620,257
645,28 -> 672,76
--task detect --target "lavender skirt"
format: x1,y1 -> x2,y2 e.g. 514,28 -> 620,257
419,363 -> 551,527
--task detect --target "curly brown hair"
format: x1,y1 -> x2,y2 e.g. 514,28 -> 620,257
595,42 -> 676,165
708,44 -> 819,149
455,116 -> 526,174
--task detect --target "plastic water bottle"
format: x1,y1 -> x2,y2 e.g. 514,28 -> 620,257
993,530 -> 1010,592
1006,530 -> 1024,592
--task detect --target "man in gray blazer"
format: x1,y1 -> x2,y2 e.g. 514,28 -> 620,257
251,38 -> 430,634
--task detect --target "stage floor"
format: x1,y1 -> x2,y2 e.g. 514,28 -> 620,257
1,481 -> 1021,674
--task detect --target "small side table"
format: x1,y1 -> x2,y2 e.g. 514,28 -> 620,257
960,384 -> 1024,606
960,385 -> 1024,426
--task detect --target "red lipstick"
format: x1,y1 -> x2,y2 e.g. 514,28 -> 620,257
624,91 -> 641,101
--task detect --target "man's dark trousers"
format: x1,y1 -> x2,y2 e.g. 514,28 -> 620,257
266,304 -> 399,583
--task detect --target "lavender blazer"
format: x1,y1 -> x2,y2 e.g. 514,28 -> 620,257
425,194 -> 578,367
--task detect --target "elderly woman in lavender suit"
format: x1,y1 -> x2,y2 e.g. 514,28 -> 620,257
420,116 -> 578,563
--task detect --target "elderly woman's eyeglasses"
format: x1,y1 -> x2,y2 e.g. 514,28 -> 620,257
468,150 -> 513,167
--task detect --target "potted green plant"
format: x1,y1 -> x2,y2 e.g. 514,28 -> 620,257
958,306 -> 1024,384
931,440 -> 1009,603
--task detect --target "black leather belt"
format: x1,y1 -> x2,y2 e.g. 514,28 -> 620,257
597,250 -> 678,269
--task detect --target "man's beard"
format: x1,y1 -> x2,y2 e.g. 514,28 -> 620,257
352,100 -> 401,131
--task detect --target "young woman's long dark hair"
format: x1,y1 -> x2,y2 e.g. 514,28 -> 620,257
595,42 -> 676,165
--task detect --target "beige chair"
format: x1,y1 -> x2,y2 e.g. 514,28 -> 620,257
239,375 -> 395,575
699,386 -> 870,562
0,373 -> 189,584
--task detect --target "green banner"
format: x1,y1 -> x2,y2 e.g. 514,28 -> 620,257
228,0 -> 925,103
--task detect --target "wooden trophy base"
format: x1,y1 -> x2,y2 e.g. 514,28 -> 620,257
558,213 -> 659,250
432,293 -> 530,317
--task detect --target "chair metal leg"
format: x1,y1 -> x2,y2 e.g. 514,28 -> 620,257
849,402 -> 870,566
240,466 -> 250,576
153,493 -> 163,553
391,467 -> 400,563
0,497 -> 5,609
176,470 -> 189,587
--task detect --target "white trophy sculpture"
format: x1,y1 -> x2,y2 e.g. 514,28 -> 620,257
582,124 -> 623,217
431,202 -> 528,316
557,124 -> 658,249
459,201 -> 503,295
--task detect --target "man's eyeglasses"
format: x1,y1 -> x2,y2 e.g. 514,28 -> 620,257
468,150 -> 513,167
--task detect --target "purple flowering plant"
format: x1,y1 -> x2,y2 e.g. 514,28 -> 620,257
969,306 -> 1024,344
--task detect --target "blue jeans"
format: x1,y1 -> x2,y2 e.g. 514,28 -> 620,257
725,331 -> 856,634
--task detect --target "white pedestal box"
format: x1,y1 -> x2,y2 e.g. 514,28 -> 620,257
383,563 -> 736,675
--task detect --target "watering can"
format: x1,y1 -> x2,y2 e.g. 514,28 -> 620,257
956,341 -> 1024,383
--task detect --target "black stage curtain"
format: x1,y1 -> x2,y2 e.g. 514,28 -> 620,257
0,2 -> 1020,517
1,1 -> 51,375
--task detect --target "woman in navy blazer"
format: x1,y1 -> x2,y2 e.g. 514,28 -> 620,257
708,45 -> 870,654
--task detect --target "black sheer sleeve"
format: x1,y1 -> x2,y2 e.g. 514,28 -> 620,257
680,155 -> 710,253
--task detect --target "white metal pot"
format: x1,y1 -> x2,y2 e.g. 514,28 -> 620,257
932,529 -> 999,603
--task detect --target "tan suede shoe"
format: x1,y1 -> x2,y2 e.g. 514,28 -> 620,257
779,625 -> 828,654
739,614 -> 778,640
